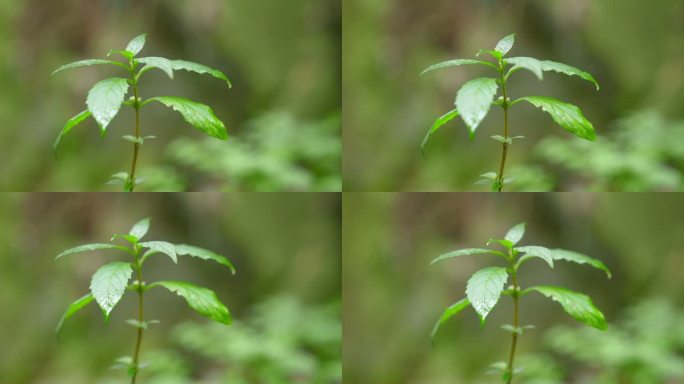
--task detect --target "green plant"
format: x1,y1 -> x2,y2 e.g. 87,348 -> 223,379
55,218 -> 236,384
51,33 -> 232,192
420,33 -> 599,191
430,222 -> 611,383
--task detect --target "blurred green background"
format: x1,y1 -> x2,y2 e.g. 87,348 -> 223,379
0,0 -> 341,191
0,192 -> 341,383
343,193 -> 684,383
343,0 -> 684,191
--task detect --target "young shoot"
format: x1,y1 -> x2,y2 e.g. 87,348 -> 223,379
430,222 -> 611,383
421,33 -> 599,191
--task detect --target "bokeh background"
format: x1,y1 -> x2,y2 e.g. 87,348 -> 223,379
343,0 -> 684,191
0,193 -> 341,383
343,193 -> 684,383
0,0 -> 341,191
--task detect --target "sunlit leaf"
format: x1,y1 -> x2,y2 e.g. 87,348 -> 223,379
421,59 -> 497,75
494,33 -> 515,56
551,249 -> 612,278
175,244 -> 236,274
504,223 -> 526,245
455,77 -> 498,138
51,59 -> 125,77
527,286 -> 607,330
516,96 -> 596,141
150,281 -> 231,325
86,77 -> 129,132
126,33 -> 147,56
90,262 -> 133,320
170,60 -> 232,88
430,248 -> 505,265
466,266 -> 509,326
149,97 -> 227,140
128,218 -> 150,240
56,243 -> 129,260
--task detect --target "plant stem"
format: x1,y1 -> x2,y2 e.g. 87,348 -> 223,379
506,265 -> 520,384
127,69 -> 142,192
497,62 -> 510,192
131,248 -> 145,384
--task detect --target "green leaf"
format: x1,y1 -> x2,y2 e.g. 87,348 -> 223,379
421,59 -> 496,75
170,60 -> 232,88
55,293 -> 94,335
466,266 -> 509,326
527,286 -> 607,330
495,33 -> 515,56
149,281 -> 231,325
174,244 -> 236,274
137,56 -> 174,79
121,135 -> 144,145
111,233 -> 139,244
516,96 -> 596,141
505,57 -> 543,80
476,49 -> 502,61
504,223 -> 526,245
129,218 -> 150,240
505,57 -> 599,90
108,49 -> 134,60
550,249 -> 612,278
430,248 -> 505,265
487,238 -> 513,249
90,262 -> 133,320
56,243 -> 129,260
431,298 -> 470,344
149,97 -> 227,140
86,77 -> 130,132
516,245 -> 553,268
126,33 -> 147,56
455,77 -> 498,138
53,110 -> 92,154
500,324 -> 535,335
421,109 -> 459,156
51,59 -> 125,77
140,241 -> 177,264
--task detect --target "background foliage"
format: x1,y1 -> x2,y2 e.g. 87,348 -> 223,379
0,0 -> 340,191
0,193 -> 341,383
343,0 -> 684,191
343,193 -> 684,383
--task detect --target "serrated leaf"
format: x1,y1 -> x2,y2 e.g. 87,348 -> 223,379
421,109 -> 459,156
56,243 -> 129,260
431,298 -> 470,344
129,218 -> 150,240
430,248 -> 505,265
504,223 -> 526,245
86,77 -> 129,132
55,293 -> 94,335
126,33 -> 147,56
528,286 -> 607,330
53,110 -> 92,154
170,60 -> 232,88
495,33 -> 515,56
517,96 -> 596,141
149,96 -> 227,140
506,57 -> 543,80
550,249 -> 612,278
138,56 -> 174,79
455,77 -> 498,137
150,281 -> 231,324
51,59 -> 124,77
421,59 -> 496,76
140,241 -> 177,264
506,57 -> 599,90
174,244 -> 236,274
466,267 -> 509,326
90,262 -> 133,320
516,245 -> 553,268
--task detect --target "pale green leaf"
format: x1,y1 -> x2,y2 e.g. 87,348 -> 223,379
517,96 -> 596,141
551,249 -> 612,278
504,223 -> 526,245
431,298 -> 470,344
53,110 -> 92,154
170,60 -> 232,88
506,57 -> 543,80
528,286 -> 607,330
539,60 -> 599,90
149,97 -> 227,140
108,49 -> 134,60
126,33 -> 147,56
421,109 -> 459,155
86,77 -> 129,132
455,77 -> 498,137
137,56 -> 174,79
430,248 -> 505,265
476,49 -> 502,61
466,266 -> 509,326
421,59 -> 496,75
516,245 -> 553,268
51,59 -> 125,77
140,241 -> 177,264
90,262 -> 133,319
495,33 -> 515,56
129,218 -> 150,240
175,244 -> 236,274
55,293 -> 94,335
56,243 -> 129,260
150,281 -> 231,325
